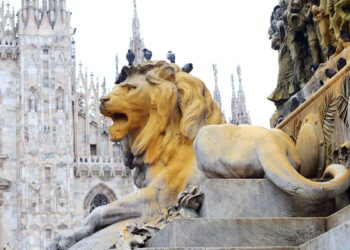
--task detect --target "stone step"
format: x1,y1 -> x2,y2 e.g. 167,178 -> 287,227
299,205 -> 350,250
199,179 -> 347,218
299,220 -> 350,250
142,247 -> 297,250
147,217 -> 326,248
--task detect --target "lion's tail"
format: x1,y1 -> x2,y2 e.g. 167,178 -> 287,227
259,145 -> 350,200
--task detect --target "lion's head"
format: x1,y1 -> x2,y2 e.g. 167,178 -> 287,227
100,61 -> 225,167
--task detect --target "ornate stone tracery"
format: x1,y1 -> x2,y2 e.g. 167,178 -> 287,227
83,183 -> 117,216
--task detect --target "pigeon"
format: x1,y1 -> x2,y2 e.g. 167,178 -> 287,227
182,63 -> 193,73
115,68 -> 127,84
274,115 -> 284,127
167,51 -> 175,63
325,68 -> 337,78
314,80 -> 324,92
310,63 -> 319,74
126,49 -> 135,66
324,44 -> 336,60
300,98 -> 306,104
340,30 -> 350,43
337,57 -> 347,71
143,48 -> 152,61
290,97 -> 299,112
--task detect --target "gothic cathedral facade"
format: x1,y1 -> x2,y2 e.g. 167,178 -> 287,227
0,1 -> 134,249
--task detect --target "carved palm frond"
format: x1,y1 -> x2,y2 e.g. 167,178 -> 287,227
337,73 -> 350,128
320,92 -> 337,147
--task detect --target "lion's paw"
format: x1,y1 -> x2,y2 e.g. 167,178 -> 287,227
46,233 -> 77,250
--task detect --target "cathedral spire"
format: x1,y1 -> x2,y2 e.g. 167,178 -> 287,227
212,64 -> 222,111
115,53 -> 119,82
231,73 -> 236,100
231,64 -> 251,125
42,0 -> 48,11
231,73 -> 238,124
237,64 -> 242,92
129,0 -> 144,64
133,0 -> 137,17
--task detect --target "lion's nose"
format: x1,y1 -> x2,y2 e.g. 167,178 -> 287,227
100,96 -> 110,104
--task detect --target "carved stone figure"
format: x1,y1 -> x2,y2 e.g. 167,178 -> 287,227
268,0 -> 327,114
48,61 -> 350,249
194,125 -> 350,199
57,183 -> 65,207
310,0 -> 331,51
268,0 -> 300,104
56,89 -> 64,110
28,91 -> 37,112
48,60 -> 225,249
29,180 -> 40,208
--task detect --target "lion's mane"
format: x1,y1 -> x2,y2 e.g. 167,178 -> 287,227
118,61 -> 226,187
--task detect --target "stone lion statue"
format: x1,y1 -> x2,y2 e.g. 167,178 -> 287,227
48,61 -> 225,249
48,60 -> 350,249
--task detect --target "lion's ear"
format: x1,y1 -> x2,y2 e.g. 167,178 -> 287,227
158,65 -> 175,83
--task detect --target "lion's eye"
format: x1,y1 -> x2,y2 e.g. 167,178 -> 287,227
122,84 -> 137,91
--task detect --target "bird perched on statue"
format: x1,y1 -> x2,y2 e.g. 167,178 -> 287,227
274,115 -> 284,127
314,79 -> 324,92
340,30 -> 350,43
290,97 -> 300,112
143,48 -> 152,61
325,68 -> 337,78
310,63 -> 319,74
167,51 -> 175,63
324,44 -> 336,60
115,68 -> 127,84
126,49 -> 135,66
182,63 -> 193,73
337,57 -> 347,71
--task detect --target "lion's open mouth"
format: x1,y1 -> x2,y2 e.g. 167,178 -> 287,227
112,112 -> 128,124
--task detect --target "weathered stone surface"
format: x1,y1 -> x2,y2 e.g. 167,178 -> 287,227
327,203 -> 350,230
143,247 -> 298,250
147,218 -> 326,248
300,221 -> 350,250
68,220 -> 133,250
200,179 -> 337,218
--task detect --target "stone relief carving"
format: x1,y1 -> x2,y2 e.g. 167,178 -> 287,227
56,183 -> 65,207
29,180 -> 41,208
28,90 -> 37,112
114,185 -> 204,249
56,89 -> 64,110
268,0 -> 350,111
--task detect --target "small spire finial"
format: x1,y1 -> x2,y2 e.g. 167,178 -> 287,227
115,53 -> 119,81
102,77 -> 107,95
90,72 -> 94,83
212,64 -> 222,111
237,64 -> 242,91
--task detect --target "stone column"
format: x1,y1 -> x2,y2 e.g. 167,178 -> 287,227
0,177 -> 10,250
0,191 -> 2,249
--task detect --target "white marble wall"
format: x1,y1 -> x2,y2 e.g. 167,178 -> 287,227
0,2 -> 135,249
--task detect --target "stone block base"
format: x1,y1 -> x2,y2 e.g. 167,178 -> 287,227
199,179 -> 344,218
147,218 -> 325,248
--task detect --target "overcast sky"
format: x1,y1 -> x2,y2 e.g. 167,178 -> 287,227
10,0 -> 279,127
